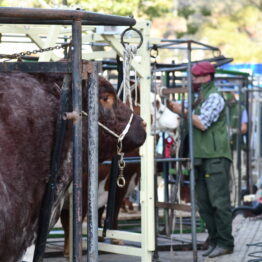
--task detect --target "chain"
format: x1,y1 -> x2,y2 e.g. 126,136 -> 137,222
3,42 -> 71,60
117,152 -> 126,188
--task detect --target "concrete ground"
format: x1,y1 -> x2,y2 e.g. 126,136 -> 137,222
43,233 -> 208,262
43,215 -> 262,261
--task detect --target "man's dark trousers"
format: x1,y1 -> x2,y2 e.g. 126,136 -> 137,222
194,157 -> 234,249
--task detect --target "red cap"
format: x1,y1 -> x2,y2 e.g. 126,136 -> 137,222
191,61 -> 215,76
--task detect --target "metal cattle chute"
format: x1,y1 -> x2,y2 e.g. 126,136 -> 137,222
0,7 -> 147,262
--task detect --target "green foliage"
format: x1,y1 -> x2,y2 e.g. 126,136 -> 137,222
177,6 -> 195,20
200,7 -> 211,16
38,0 -> 172,19
187,23 -> 198,35
139,0 -> 173,19
0,0 -> 261,63
199,6 -> 262,62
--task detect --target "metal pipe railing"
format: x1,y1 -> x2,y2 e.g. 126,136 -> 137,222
72,19 -> 83,262
0,7 -> 136,26
186,42 -> 198,262
87,62 -> 99,262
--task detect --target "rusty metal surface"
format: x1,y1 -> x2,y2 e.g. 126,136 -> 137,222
0,62 -> 71,73
86,62 -> 99,262
0,7 -> 136,26
71,19 -> 83,262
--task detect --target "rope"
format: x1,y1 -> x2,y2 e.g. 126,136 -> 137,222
117,44 -> 138,111
82,110 -> 133,144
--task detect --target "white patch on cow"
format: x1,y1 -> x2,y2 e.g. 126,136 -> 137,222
22,244 -> 35,262
150,92 -> 180,136
98,177 -> 109,208
124,172 -> 138,198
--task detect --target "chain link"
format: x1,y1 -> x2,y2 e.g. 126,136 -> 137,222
5,42 -> 71,60
117,152 -> 126,188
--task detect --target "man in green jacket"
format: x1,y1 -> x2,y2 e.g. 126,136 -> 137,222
167,61 -> 234,258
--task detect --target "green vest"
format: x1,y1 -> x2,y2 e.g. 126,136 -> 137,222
193,81 -> 232,160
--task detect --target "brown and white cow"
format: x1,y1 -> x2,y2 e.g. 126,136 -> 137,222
0,71 -> 146,262
59,85 -> 180,255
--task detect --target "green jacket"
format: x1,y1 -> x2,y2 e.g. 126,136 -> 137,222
193,81 -> 232,160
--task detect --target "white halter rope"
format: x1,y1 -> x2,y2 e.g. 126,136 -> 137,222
82,110 -> 134,145
117,44 -> 138,111
82,110 -> 134,188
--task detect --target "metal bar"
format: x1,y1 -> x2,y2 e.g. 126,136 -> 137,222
98,229 -> 142,242
0,7 -> 136,26
0,62 -> 71,73
87,62 -> 99,262
236,85 -> 242,206
33,74 -> 71,262
101,157 -> 190,164
0,18 -> 133,26
160,39 -> 220,51
72,19 -> 83,262
162,87 -> 188,95
103,155 -> 119,237
243,88 -> 262,92
246,90 -> 251,193
186,42 -> 198,262
152,59 -> 233,73
98,243 -> 142,257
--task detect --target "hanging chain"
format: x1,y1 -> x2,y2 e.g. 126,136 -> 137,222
2,42 -> 71,61
117,151 -> 126,188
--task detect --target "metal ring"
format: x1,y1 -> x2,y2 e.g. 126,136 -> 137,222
121,27 -> 143,50
117,176 -> 126,188
118,160 -> 126,169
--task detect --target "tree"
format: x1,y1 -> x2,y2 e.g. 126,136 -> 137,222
198,5 -> 262,62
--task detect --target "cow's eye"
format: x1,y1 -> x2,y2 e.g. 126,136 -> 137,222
102,96 -> 108,102
100,93 -> 115,109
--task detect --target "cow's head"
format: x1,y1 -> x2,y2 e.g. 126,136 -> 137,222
98,77 -> 146,161
127,81 -> 180,137
150,93 -> 180,136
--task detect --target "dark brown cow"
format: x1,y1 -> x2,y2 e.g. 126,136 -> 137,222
61,87 -> 182,255
0,71 -> 146,262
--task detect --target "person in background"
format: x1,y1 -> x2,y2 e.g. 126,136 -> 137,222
167,61 -> 234,258
224,91 -> 248,204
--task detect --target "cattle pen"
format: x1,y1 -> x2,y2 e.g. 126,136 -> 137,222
2,6 -> 259,262
0,6 -> 151,262
0,8 -> 205,262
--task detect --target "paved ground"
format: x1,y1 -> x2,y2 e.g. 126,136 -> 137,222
43,233 -> 208,262
43,215 -> 262,261
43,250 -> 207,262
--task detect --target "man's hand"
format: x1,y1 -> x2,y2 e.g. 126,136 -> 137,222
167,100 -> 206,131
167,100 -> 183,115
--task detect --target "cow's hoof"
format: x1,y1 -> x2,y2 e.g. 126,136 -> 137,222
111,238 -> 124,245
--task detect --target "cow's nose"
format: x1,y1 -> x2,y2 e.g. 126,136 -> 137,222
142,121 -> 147,129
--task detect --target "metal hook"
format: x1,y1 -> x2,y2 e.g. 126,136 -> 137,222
150,44 -> 159,60
117,176 -> 126,188
121,26 -> 143,50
